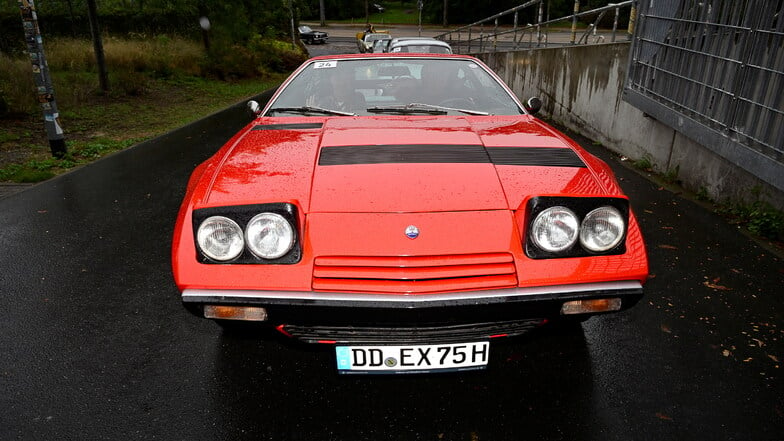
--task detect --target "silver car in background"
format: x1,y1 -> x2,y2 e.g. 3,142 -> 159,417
386,37 -> 452,54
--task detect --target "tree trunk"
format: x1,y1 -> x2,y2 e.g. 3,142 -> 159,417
65,0 -> 77,37
86,0 -> 109,92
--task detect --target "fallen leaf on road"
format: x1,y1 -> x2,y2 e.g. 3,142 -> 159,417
768,355 -> 779,362
656,412 -> 673,421
661,324 -> 672,334
703,281 -> 731,291
658,244 -> 678,250
722,349 -> 732,357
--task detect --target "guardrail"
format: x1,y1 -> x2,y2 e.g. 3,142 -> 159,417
435,1 -> 635,54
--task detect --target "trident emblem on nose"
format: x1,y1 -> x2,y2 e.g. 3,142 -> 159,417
405,225 -> 420,239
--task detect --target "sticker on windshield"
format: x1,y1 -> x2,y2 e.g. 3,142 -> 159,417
314,61 -> 337,69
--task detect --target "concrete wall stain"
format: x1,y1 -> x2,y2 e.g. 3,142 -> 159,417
475,44 -> 784,209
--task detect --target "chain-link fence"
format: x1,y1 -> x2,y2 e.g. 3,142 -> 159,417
624,0 -> 783,192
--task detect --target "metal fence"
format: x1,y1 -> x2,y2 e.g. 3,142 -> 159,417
624,0 -> 784,192
434,1 -> 635,53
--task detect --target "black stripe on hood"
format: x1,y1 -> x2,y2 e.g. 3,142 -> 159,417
319,145 -> 586,167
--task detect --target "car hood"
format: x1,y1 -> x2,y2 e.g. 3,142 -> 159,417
204,116 -> 611,212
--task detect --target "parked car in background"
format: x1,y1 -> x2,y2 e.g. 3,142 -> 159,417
373,38 -> 391,53
387,37 -> 452,54
356,31 -> 391,53
298,25 -> 328,44
173,53 -> 648,375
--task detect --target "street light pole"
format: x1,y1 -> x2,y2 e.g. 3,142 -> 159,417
418,0 -> 423,36
18,0 -> 66,158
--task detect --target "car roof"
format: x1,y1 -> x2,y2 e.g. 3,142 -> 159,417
389,37 -> 441,43
307,53 -> 471,62
390,39 -> 451,48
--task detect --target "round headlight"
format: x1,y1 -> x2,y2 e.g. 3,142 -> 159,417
197,216 -> 244,262
530,206 -> 579,253
580,206 -> 625,252
245,213 -> 295,259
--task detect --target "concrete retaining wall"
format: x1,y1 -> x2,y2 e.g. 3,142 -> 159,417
476,43 -> 784,210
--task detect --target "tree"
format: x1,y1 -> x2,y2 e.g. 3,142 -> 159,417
86,0 -> 109,92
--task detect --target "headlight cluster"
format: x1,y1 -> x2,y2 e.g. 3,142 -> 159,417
192,203 -> 300,264
526,197 -> 629,258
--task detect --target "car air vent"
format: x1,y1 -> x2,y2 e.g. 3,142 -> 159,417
313,253 -> 517,293
319,144 -> 489,165
486,147 -> 586,167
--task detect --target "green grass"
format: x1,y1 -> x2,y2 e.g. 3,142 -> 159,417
1,35 -> 302,184
0,75 -> 284,183
632,155 -> 653,171
330,2 -> 423,25
371,4 -> 422,25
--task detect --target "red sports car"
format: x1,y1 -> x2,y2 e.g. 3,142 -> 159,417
172,53 -> 648,374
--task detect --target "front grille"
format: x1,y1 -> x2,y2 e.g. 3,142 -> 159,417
312,253 -> 517,293
281,319 -> 545,344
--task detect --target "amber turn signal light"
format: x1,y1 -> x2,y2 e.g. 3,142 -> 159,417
203,305 -> 268,321
561,298 -> 622,315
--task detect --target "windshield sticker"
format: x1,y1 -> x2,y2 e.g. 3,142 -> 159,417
314,61 -> 337,69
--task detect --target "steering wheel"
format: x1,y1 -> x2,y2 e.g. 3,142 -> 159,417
437,97 -> 475,109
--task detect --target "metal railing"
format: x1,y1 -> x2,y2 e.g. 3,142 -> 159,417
434,1 -> 635,54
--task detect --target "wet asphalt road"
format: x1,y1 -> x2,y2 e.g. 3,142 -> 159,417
2,43 -> 783,440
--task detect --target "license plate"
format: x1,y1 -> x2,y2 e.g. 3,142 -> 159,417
335,342 -> 489,374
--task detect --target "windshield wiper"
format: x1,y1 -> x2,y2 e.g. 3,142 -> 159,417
367,104 -> 447,115
267,106 -> 356,116
368,103 -> 489,116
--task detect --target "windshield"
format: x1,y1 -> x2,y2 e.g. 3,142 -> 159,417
365,34 -> 391,43
265,58 -> 524,117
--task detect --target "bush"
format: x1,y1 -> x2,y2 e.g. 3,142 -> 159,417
202,43 -> 260,80
203,35 -> 306,80
247,35 -> 307,72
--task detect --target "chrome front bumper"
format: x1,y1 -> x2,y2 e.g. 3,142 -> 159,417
182,280 -> 643,309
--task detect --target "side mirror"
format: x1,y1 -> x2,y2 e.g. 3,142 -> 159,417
524,97 -> 542,115
247,100 -> 262,118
